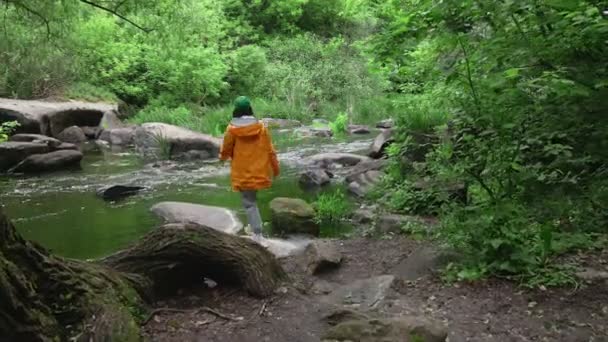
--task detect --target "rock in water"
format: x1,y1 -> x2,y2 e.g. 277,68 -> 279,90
348,124 -> 371,135
323,316 -> 448,342
301,153 -> 371,169
56,126 -> 87,143
98,111 -> 124,131
376,119 -> 394,129
269,197 -> 319,236
295,126 -> 333,138
368,129 -> 394,159
97,185 -> 145,201
299,169 -> 332,188
304,240 -> 342,275
81,126 -> 98,139
9,150 -> 83,173
150,201 -> 243,235
261,118 -> 302,129
9,133 -> 61,147
134,123 -> 221,159
321,275 -> 395,311
0,141 -> 50,171
98,127 -> 136,146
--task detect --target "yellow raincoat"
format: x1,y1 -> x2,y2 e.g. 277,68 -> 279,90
219,121 -> 280,191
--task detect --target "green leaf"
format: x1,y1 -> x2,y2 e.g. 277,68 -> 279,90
504,68 -> 520,79
544,0 -> 580,10
490,239 -> 505,249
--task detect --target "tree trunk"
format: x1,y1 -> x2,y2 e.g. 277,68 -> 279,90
0,210 -> 286,342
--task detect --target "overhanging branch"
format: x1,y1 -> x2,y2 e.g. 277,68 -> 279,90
79,0 -> 152,33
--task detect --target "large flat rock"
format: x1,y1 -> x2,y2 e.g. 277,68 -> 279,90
151,201 -> 242,235
134,123 -> 221,159
0,98 -> 117,136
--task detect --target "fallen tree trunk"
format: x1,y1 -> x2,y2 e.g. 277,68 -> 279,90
0,210 -> 286,342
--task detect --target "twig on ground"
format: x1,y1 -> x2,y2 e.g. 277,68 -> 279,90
258,301 -> 268,316
142,306 -> 241,326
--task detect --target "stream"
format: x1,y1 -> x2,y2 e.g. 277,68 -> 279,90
0,130 -> 373,259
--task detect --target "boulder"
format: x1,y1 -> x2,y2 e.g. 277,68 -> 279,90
81,126 -> 98,139
134,123 -> 221,159
56,125 -> 87,143
9,133 -> 61,146
261,118 -> 302,129
301,153 -> 371,169
98,111 -> 124,131
96,185 -> 145,201
7,134 -> 78,152
151,201 -> 242,235
9,149 -> 83,173
0,98 -> 116,136
54,143 -> 79,151
368,129 -> 394,159
393,246 -> 460,281
321,275 -> 395,311
303,241 -> 342,275
174,150 -> 211,161
299,169 -> 332,188
323,316 -> 448,342
98,127 -> 136,146
270,197 -> 319,236
295,126 -> 333,138
347,170 -> 384,198
348,125 -> 371,135
376,119 -> 394,129
0,141 -> 50,171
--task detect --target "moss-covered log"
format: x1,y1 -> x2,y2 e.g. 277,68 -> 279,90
0,210 -> 286,342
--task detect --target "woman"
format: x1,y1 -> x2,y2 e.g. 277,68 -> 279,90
220,96 -> 280,241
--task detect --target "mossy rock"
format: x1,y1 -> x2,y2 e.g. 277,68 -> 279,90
270,197 -> 320,236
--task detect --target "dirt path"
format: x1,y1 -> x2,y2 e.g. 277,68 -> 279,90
143,237 -> 608,342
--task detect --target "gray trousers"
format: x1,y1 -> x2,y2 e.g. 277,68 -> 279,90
241,190 -> 263,235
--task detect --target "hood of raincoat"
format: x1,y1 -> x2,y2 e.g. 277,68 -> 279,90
228,116 -> 263,137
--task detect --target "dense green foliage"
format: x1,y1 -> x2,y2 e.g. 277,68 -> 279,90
2,0 -> 607,286
374,0 -> 608,285
1,0 -> 386,126
313,189 -> 352,225
0,122 -> 19,142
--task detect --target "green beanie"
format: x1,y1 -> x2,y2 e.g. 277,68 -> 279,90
234,96 -> 251,111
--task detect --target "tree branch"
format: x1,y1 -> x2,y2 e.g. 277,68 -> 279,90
78,0 -> 152,33
8,0 -> 50,38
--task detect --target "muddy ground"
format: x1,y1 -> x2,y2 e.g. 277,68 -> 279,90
143,237 -> 608,342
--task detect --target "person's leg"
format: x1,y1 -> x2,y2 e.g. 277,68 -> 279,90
241,190 -> 263,236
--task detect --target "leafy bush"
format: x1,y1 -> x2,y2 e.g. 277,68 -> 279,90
329,113 -> 349,136
0,121 -> 20,142
313,189 -> 352,225
373,0 -> 608,286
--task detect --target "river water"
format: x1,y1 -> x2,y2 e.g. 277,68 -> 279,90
0,131 -> 373,259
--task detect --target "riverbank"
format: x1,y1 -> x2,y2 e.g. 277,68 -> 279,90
143,237 -> 608,341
